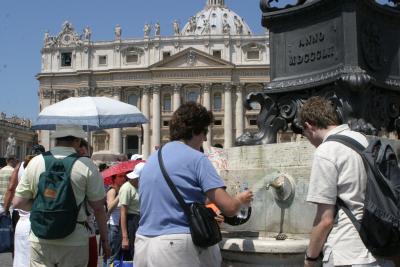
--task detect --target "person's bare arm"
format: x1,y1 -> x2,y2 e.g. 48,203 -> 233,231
106,188 -> 119,216
88,198 -> 111,260
120,205 -> 129,250
3,163 -> 21,211
304,203 -> 335,267
12,196 -> 32,211
206,188 -> 253,217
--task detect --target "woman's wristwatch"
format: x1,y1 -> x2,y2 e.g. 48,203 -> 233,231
304,251 -> 319,261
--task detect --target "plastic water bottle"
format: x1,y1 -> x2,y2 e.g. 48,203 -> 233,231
237,181 -> 250,219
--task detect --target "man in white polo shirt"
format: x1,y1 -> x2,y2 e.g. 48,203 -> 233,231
13,125 -> 110,267
299,96 -> 393,267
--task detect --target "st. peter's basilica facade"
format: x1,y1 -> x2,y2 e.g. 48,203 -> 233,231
37,0 -> 270,158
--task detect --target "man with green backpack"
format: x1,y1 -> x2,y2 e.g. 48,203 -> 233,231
13,125 -> 110,267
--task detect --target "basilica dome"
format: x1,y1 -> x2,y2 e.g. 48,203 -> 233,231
181,0 -> 252,36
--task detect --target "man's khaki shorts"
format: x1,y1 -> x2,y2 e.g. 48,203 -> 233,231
30,242 -> 88,267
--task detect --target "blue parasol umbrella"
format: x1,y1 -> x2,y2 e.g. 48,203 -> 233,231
32,96 -> 148,131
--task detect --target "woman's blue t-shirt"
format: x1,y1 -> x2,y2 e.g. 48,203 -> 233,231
137,141 -> 225,236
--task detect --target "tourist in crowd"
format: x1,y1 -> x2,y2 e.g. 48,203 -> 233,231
0,156 -> 17,215
134,102 -> 253,267
104,172 -> 126,266
300,96 -> 394,267
77,139 -> 91,158
118,162 -> 144,261
12,125 -> 110,267
99,163 -> 109,172
0,156 -> 17,258
3,145 -> 45,267
130,154 -> 143,161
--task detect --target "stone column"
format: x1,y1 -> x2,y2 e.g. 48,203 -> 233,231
202,83 -> 212,148
122,134 -> 127,155
235,83 -> 245,139
142,87 -> 151,159
152,85 -> 161,151
40,90 -> 53,150
138,131 -> 143,154
224,83 -> 233,148
22,142 -> 27,159
112,87 -> 122,153
173,83 -> 181,111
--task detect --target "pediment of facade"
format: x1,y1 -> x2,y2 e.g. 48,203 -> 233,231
150,48 -> 234,69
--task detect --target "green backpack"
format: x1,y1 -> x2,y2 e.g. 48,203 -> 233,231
30,151 -> 83,239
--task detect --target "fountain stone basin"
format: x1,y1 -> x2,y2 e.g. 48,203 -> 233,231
220,234 -> 309,267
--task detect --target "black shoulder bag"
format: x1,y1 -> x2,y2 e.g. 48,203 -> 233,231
158,146 -> 222,248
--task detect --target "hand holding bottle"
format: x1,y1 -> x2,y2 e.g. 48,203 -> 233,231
235,182 -> 253,219
236,182 -> 253,205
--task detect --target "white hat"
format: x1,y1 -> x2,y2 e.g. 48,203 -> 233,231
130,154 -> 143,161
127,162 -> 145,180
51,125 -> 86,139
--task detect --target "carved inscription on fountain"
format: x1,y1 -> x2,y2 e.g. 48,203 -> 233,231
286,22 -> 340,74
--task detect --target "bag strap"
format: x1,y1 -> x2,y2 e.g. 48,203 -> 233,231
158,146 -> 191,218
325,134 -> 365,231
325,135 -> 366,153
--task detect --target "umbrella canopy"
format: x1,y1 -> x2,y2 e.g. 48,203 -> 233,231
32,96 -> 148,131
102,160 -> 144,185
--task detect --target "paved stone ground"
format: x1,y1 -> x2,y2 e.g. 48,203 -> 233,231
0,252 -> 12,267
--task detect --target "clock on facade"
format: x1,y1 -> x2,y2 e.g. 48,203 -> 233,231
61,33 -> 73,45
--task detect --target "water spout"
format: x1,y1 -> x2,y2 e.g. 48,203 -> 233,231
265,173 -> 296,241
266,174 -> 296,206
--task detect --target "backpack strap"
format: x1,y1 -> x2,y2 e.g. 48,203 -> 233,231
325,134 -> 366,232
42,151 -> 79,175
325,135 -> 366,153
42,151 -> 56,171
61,153 -> 80,177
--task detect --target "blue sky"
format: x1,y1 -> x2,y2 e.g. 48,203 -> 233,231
0,0 -> 391,120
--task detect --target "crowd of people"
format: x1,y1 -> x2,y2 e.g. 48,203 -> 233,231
0,98 -> 396,267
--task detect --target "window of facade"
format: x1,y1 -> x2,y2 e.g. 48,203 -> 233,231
187,91 -> 199,102
212,50 -> 222,59
163,120 -> 169,127
163,51 -> 171,59
128,94 -> 139,107
163,94 -> 172,112
213,93 -> 222,111
247,50 -> 260,60
249,119 -> 257,126
126,54 -> 139,63
98,55 -> 107,65
214,119 -> 222,126
127,135 -> 139,154
93,134 -> 108,151
61,52 -> 72,67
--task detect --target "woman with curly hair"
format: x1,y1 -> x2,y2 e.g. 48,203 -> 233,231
134,102 -> 253,267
